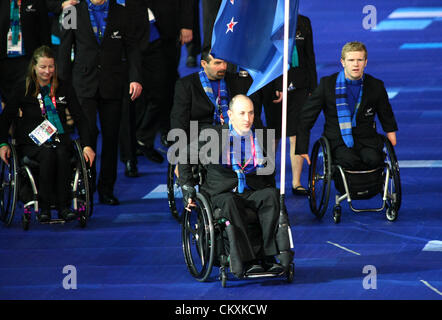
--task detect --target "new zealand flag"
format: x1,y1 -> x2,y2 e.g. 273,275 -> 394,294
211,0 -> 299,95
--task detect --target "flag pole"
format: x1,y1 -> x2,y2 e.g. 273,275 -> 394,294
277,0 -> 294,251
280,0 -> 289,196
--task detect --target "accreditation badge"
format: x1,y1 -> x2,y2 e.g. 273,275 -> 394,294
29,120 -> 57,146
7,28 -> 23,56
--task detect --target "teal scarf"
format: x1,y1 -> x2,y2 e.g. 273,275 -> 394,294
39,85 -> 64,135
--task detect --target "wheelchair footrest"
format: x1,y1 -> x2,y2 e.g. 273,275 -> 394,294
39,219 -> 66,225
243,270 -> 287,278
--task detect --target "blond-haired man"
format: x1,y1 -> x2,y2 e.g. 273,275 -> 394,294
297,41 -> 398,170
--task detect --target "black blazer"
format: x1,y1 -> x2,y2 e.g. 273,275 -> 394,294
0,80 -> 92,148
178,123 -> 276,198
268,15 -> 318,93
170,71 -> 263,134
57,0 -> 142,99
0,0 -> 50,60
147,0 -> 193,41
296,73 -> 399,155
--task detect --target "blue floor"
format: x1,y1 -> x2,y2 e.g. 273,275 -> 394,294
1,0 -> 441,300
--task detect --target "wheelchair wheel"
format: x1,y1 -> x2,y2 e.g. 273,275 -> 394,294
382,135 -> 401,218
167,163 -> 185,223
182,192 -> 215,282
286,263 -> 295,283
308,137 -> 332,219
0,143 -> 18,226
72,140 -> 91,228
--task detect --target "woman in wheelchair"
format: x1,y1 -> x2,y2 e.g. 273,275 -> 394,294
178,95 -> 294,281
0,46 -> 95,223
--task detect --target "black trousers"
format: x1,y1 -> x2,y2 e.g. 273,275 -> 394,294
20,143 -> 71,211
118,91 -> 137,163
210,187 -> 280,263
79,93 -> 122,196
135,40 -> 168,148
185,0 -> 201,57
263,87 -> 309,138
0,56 -> 28,104
332,139 -> 384,170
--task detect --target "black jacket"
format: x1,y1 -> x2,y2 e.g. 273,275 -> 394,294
0,80 -> 92,148
296,72 -> 398,155
0,0 -> 50,59
147,0 -> 193,41
57,0 -> 142,99
178,123 -> 276,198
269,15 -> 318,93
170,71 -> 263,134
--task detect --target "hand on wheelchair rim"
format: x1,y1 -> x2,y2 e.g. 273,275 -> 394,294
185,198 -> 197,212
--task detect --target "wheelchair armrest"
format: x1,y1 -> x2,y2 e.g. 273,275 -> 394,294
21,156 -> 40,168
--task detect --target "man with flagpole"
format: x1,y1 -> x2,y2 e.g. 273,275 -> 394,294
209,0 -> 298,270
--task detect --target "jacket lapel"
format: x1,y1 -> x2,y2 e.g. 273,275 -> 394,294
100,0 -> 115,48
80,1 -> 100,47
195,73 -> 216,109
357,75 -> 370,119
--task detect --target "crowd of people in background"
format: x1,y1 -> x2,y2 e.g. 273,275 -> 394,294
0,0 -> 322,211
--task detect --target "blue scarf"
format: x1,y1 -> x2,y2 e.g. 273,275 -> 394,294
225,121 -> 265,193
198,68 -> 229,125
335,71 -> 363,148
87,0 -> 109,44
39,85 -> 64,135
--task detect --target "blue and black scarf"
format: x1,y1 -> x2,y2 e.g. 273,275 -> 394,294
87,0 -> 109,44
335,71 -> 364,148
199,68 -> 229,125
225,121 -> 265,193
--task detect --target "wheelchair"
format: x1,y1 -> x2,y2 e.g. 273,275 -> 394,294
0,139 -> 92,230
307,134 -> 401,223
181,176 -> 295,288
167,163 -> 202,223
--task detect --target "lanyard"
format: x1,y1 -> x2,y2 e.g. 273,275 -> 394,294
37,87 -> 57,116
215,81 -> 225,123
227,135 -> 257,171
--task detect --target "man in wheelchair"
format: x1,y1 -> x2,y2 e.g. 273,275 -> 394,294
178,94 -> 293,278
296,41 -> 398,171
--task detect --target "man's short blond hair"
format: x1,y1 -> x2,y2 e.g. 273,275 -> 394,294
341,41 -> 367,60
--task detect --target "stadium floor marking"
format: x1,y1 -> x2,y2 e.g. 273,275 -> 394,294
326,241 -> 361,256
420,280 -> 442,296
388,7 -> 442,19
422,240 -> 442,252
373,19 -> 433,31
400,42 -> 442,50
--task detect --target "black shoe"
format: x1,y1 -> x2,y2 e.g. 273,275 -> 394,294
37,209 -> 51,223
124,160 -> 139,178
263,256 -> 285,274
160,133 -> 172,148
143,147 -> 164,163
245,263 -> 265,275
99,193 -> 120,206
186,55 -> 197,67
58,208 -> 77,222
292,185 -> 308,196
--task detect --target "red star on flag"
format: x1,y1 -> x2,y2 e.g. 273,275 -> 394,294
226,17 -> 238,34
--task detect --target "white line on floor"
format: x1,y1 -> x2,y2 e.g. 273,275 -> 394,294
420,280 -> 442,296
326,241 -> 361,256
